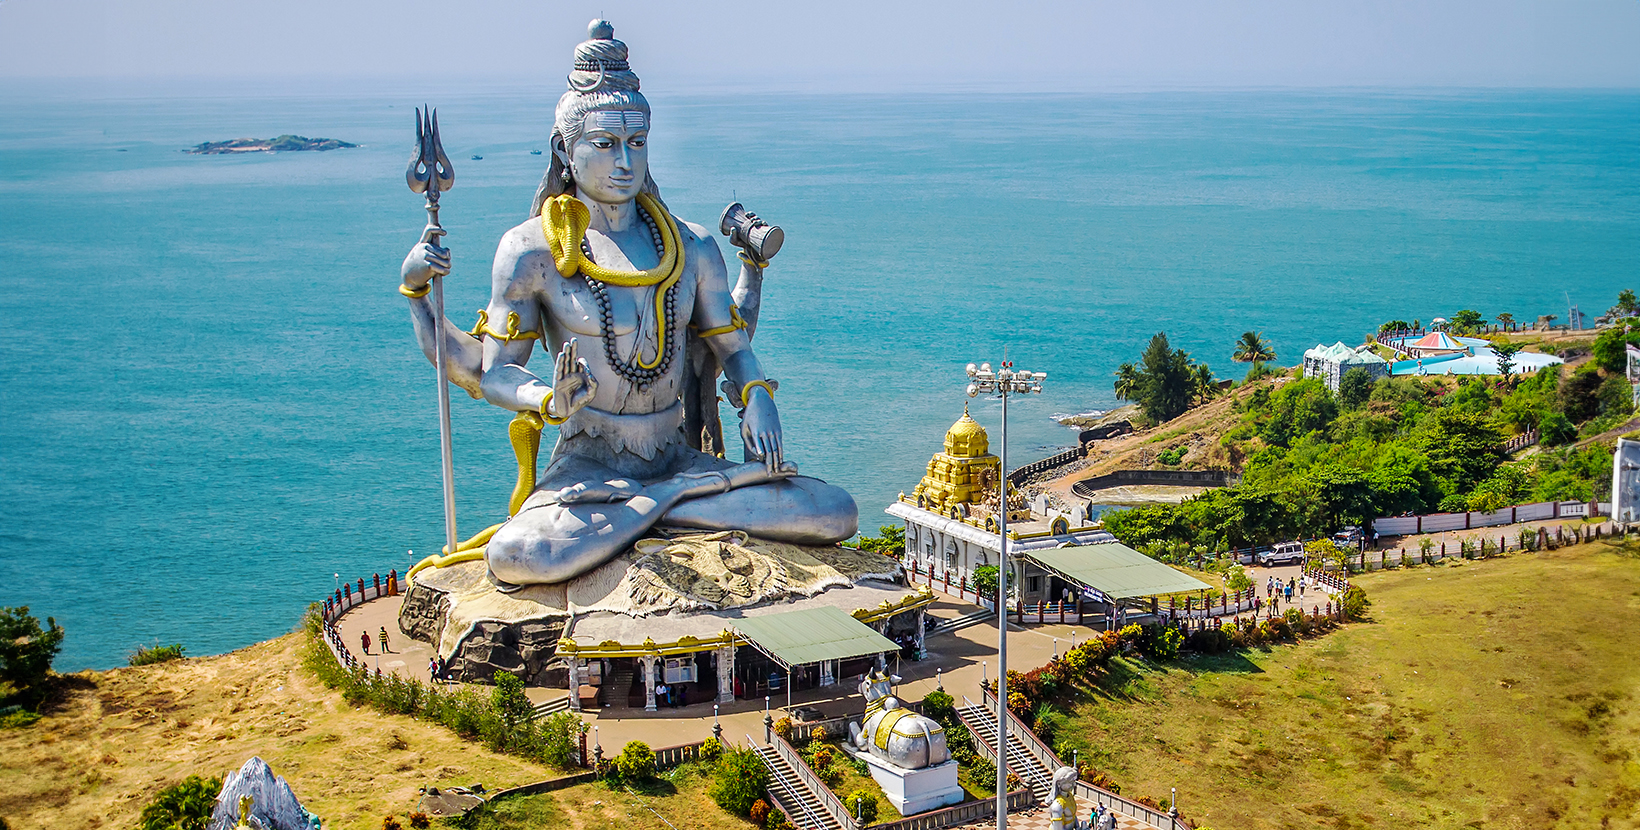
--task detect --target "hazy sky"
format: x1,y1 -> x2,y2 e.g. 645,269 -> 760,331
1,0 -> 1637,90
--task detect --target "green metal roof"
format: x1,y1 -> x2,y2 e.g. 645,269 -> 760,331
1026,543 -> 1213,599
731,606 -> 899,669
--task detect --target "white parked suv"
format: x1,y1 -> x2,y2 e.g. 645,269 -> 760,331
1257,541 -> 1305,567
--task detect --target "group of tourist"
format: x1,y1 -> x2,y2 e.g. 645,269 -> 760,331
359,626 -> 392,655
654,681 -> 687,708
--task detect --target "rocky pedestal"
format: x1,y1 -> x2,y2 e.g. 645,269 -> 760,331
396,532 -> 901,686
207,757 -> 319,830
850,751 -> 964,816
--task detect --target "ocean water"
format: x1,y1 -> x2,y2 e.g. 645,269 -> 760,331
2,82 -> 1636,670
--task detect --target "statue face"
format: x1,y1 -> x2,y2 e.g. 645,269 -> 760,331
568,110 -> 648,205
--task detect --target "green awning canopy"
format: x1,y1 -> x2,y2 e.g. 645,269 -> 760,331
731,606 -> 899,670
1026,543 -> 1213,599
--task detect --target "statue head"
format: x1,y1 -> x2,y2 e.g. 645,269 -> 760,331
533,20 -> 660,215
1053,765 -> 1078,796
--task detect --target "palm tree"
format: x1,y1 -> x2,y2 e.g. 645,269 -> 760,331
1113,362 -> 1141,401
1192,363 -> 1217,404
1232,331 -> 1276,376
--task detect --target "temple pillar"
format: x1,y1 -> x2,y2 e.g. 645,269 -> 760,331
642,656 -> 658,712
820,659 -> 836,687
716,645 -> 735,703
567,659 -> 582,711
914,606 -> 927,659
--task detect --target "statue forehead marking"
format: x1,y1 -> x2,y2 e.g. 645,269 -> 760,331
590,110 -> 647,132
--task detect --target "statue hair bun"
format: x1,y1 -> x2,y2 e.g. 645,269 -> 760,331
569,19 -> 638,92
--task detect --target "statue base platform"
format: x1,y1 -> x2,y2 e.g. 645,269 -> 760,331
397,530 -> 909,685
848,749 -> 964,816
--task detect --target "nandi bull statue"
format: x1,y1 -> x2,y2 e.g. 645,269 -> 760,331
848,669 -> 951,770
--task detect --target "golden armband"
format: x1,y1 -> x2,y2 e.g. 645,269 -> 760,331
399,283 -> 431,299
467,309 -> 542,342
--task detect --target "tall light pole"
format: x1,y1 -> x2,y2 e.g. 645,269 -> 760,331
965,359 -> 1045,830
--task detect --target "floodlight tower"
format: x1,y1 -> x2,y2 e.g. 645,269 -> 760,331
964,359 -> 1045,830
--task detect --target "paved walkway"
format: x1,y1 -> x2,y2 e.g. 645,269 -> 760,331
331,589 -> 1105,751
951,799 -> 1161,830
332,588 -> 1178,828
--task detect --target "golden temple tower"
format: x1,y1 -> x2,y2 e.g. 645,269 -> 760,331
912,405 -> 1001,514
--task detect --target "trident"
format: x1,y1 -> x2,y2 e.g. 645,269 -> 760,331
406,107 -> 459,560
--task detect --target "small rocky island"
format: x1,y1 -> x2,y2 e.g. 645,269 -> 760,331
189,135 -> 357,154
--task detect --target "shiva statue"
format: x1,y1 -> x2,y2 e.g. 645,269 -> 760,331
398,20 -> 857,589
849,669 -> 951,770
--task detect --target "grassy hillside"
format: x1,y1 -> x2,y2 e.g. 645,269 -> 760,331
0,634 -> 556,830
1051,542 -> 1640,830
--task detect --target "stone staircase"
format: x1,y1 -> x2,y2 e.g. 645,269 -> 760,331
926,608 -> 992,638
602,666 -> 634,709
752,744 -> 846,830
531,696 -> 570,719
955,701 -> 1055,803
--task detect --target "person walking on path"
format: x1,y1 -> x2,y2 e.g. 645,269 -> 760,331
428,657 -> 440,681
361,631 -> 371,655
378,627 -> 391,654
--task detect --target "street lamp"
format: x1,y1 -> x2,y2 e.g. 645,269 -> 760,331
965,358 -> 1045,830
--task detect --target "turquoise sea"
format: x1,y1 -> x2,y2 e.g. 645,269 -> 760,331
2,82 -> 1636,670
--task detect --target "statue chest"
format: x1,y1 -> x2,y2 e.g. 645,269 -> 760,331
546,273 -> 694,339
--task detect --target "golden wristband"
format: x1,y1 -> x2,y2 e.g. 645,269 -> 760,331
399,283 -> 431,299
538,392 -> 567,425
740,380 -> 776,407
738,251 -> 771,269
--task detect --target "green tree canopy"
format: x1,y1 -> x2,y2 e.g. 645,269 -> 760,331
1449,309 -> 1486,334
1138,332 -> 1196,423
1338,367 -> 1373,409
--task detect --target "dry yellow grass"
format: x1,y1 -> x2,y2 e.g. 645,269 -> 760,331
0,633 -> 556,830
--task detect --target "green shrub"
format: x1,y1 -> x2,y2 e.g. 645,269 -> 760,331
614,740 -> 656,781
1135,625 -> 1182,660
539,711 -> 583,769
773,716 -> 795,742
845,789 -> 879,824
1,706 -> 41,728
492,672 -> 533,731
710,747 -> 770,815
129,643 -> 186,666
698,735 -> 723,763
138,774 -> 223,830
0,606 -> 64,710
973,565 -> 1000,599
1341,585 -> 1372,620
1224,565 -> 1252,593
921,689 -> 955,724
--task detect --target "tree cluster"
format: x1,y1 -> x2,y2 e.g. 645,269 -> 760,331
1115,332 -> 1219,424
1104,363 -> 1625,552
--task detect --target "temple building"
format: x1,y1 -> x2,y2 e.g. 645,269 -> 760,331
888,409 -> 1110,607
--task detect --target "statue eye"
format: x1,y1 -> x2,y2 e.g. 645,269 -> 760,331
629,135 -> 647,148
589,137 -> 615,149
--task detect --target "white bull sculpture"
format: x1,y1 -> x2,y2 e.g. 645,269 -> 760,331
848,669 -> 951,770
